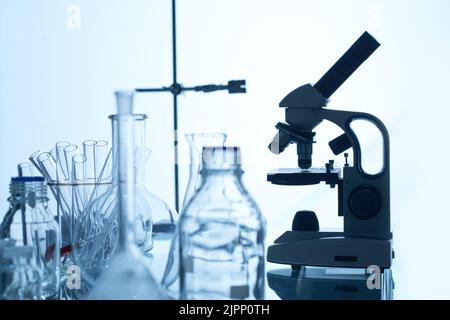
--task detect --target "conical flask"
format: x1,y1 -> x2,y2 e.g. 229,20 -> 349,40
88,91 -> 165,300
161,132 -> 226,298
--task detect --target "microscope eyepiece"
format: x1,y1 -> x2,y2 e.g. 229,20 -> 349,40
314,31 -> 380,99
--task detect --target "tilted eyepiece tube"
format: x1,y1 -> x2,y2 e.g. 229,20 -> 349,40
314,31 -> 380,99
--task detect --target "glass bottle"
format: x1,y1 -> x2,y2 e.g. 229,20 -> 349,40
1,246 -> 42,300
88,91 -> 165,300
161,132 -> 227,297
179,147 -> 266,300
2,177 -> 60,299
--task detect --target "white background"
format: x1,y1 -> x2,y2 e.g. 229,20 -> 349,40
1,0 -> 450,299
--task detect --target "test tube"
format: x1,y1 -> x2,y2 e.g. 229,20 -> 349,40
83,140 -> 97,182
88,148 -> 112,205
37,152 -> 58,182
63,144 -> 78,184
17,162 -> 34,177
72,154 -> 88,210
83,141 -> 97,209
55,141 -> 71,182
29,150 -> 45,176
94,140 -> 109,181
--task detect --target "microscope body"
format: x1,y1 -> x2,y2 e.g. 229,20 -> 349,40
267,32 -> 393,270
267,98 -> 393,269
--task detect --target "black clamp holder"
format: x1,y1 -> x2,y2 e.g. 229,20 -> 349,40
136,80 -> 246,95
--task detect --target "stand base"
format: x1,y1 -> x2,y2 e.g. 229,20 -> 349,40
267,267 -> 394,300
267,231 -> 393,269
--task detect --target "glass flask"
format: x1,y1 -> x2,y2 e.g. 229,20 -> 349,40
72,95 -> 177,289
161,132 -> 227,298
88,91 -> 166,300
1,246 -> 42,300
179,146 -> 266,300
1,177 -> 60,299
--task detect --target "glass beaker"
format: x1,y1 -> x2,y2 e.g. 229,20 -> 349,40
179,147 -> 266,300
88,91 -> 165,300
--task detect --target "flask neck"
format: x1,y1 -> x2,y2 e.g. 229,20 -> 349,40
110,114 -> 148,186
114,92 -> 138,251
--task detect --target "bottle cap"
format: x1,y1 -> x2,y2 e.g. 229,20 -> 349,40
202,146 -> 242,168
11,177 -> 45,183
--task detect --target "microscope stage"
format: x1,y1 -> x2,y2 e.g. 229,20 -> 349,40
267,168 -> 340,186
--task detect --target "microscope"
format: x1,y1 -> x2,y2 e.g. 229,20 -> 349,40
267,32 -> 393,271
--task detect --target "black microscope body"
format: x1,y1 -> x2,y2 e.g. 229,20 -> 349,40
267,32 -> 393,270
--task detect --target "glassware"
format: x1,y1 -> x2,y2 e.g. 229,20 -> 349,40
88,91 -> 165,300
1,246 -> 42,300
29,140 -> 113,299
1,177 -> 60,299
183,133 -> 227,208
179,146 -> 266,300
161,133 -> 227,298
72,98 -> 177,288
0,239 -> 16,297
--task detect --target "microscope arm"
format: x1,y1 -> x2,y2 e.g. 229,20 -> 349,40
319,108 -> 390,179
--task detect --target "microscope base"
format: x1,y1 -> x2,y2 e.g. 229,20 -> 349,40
267,231 -> 393,269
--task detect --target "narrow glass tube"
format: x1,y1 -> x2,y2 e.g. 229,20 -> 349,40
55,141 -> 71,182
83,140 -> 97,183
49,148 -> 57,162
17,162 -> 34,177
29,150 -> 45,176
116,92 -> 136,250
94,140 -> 110,181
63,144 -> 78,183
72,154 -> 88,209
37,152 -> 58,182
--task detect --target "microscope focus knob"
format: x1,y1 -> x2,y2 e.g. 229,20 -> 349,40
349,186 -> 382,220
292,211 -> 319,232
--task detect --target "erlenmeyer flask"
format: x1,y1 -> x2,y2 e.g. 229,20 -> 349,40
161,132 -> 226,298
88,91 -> 165,300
